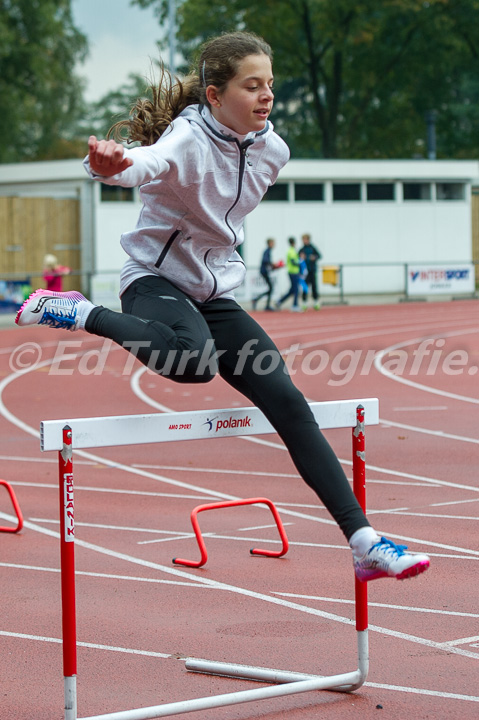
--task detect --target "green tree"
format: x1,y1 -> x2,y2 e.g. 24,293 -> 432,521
0,0 -> 88,162
132,0 -> 479,159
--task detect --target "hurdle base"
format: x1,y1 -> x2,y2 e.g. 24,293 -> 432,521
185,629 -> 369,693
76,632 -> 368,719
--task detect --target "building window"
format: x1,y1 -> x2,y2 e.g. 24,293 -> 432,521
333,183 -> 361,201
262,183 -> 289,201
294,183 -> 324,201
403,182 -> 431,200
436,183 -> 465,201
367,183 -> 395,201
100,184 -> 134,202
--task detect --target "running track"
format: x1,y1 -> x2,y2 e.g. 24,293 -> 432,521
0,299 -> 478,720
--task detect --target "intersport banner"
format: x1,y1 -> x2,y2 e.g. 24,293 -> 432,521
407,264 -> 475,295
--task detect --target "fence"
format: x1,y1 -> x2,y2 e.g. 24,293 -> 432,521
1,260 -> 477,314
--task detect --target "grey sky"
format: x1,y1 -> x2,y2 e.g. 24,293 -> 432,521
72,0 -> 166,102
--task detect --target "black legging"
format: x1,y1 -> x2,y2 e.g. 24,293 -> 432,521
86,276 -> 370,540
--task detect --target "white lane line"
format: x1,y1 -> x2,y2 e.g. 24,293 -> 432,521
341,456 -> 479,494
29,518 -> 195,537
6,480 -> 217,501
0,562 -> 210,588
364,682 -> 479,703
237,523 -> 294,532
1,630 -> 478,702
374,328 -> 479,404
271,593 -> 479,618
0,631 -> 170,658
136,532 -> 313,548
371,510 -> 479,521
379,417 -> 479,444
6,514 -> 479,662
431,497 -> 479,508
0,454 -> 95,465
393,406 -> 448,411
440,636 -> 479,647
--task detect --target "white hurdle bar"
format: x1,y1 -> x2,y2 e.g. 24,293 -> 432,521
40,398 -> 379,720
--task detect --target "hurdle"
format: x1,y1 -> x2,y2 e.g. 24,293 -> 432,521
40,397 -> 378,720
0,479 -> 23,533
172,497 -> 290,567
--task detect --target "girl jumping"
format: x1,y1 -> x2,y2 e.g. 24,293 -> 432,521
16,31 -> 429,583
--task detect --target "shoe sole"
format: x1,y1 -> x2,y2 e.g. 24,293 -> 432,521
395,559 -> 430,580
356,558 -> 430,583
15,289 -> 85,326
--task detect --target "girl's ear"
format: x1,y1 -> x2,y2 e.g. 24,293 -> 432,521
206,85 -> 222,108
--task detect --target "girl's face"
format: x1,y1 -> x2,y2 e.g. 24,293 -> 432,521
209,53 -> 274,135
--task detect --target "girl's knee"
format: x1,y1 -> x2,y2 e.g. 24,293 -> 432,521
145,349 -> 218,384
167,369 -> 216,385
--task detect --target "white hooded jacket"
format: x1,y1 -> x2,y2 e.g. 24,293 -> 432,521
84,105 -> 290,303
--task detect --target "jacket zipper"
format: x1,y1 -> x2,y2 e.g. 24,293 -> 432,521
204,139 -> 252,302
224,139 -> 254,244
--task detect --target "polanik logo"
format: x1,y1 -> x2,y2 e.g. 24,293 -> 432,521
203,416 -> 218,431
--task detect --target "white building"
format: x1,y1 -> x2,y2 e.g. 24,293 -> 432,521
0,157 -> 477,307
242,159 -> 479,302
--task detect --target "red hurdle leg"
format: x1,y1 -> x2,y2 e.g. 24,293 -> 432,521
352,405 -> 368,633
0,480 -> 23,533
58,425 -> 77,720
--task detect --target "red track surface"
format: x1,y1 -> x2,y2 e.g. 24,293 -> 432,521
1,299 -> 478,720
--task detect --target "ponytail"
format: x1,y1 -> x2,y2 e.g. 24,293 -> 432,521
109,66 -> 202,146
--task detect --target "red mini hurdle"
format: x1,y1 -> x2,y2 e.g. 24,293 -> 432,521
0,479 -> 23,533
172,496 -> 289,568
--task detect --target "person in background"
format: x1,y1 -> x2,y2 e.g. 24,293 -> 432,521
252,237 -> 283,311
299,233 -> 322,310
42,254 -> 71,292
298,250 -> 309,297
276,236 -> 301,312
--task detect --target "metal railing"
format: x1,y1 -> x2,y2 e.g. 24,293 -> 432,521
1,262 -> 478,313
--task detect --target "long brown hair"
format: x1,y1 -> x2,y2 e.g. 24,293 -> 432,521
109,31 -> 273,146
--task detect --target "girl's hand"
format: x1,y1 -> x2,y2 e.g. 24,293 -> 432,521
88,135 -> 133,176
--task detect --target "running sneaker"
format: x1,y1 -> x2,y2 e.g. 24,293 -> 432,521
15,289 -> 89,331
354,536 -> 430,582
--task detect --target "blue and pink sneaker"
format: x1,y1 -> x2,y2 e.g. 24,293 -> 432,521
354,536 -> 430,582
15,289 -> 92,332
